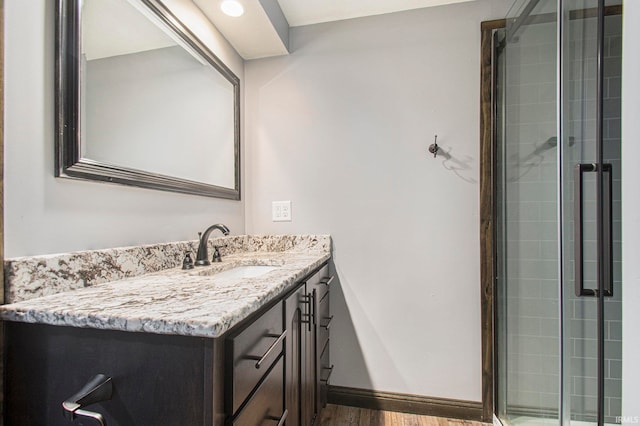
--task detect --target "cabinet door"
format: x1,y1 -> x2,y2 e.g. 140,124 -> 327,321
284,283 -> 306,426
4,322 -> 211,426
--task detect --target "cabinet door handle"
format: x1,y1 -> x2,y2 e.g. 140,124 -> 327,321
267,409 -> 288,426
312,289 -> 317,327
319,276 -> 335,286
321,316 -> 333,330
300,292 -> 314,331
247,330 -> 287,369
320,365 -> 334,384
300,294 -> 312,318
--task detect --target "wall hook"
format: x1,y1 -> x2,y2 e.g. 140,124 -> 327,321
428,135 -> 439,158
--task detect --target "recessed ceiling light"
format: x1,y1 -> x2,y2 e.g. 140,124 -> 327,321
221,0 -> 244,17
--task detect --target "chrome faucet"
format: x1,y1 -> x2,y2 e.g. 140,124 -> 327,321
195,224 -> 230,266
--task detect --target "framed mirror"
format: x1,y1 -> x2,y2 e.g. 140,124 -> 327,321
56,0 -> 241,199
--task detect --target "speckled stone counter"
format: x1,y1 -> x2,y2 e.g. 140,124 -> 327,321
0,235 -> 330,338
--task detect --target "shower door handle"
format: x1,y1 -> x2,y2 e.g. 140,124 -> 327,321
602,163 -> 613,297
574,163 -> 613,297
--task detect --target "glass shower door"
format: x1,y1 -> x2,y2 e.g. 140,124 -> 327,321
494,1 -> 622,425
560,1 -> 622,424
495,0 -> 561,424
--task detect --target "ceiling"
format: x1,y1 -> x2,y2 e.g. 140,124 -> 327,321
277,0 -> 477,27
195,0 -> 477,60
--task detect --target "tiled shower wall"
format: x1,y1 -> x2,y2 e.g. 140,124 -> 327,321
501,12 -> 622,421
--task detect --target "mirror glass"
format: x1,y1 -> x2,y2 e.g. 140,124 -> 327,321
57,0 -> 240,199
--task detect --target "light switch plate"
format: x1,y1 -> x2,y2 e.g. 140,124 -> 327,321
272,201 -> 292,222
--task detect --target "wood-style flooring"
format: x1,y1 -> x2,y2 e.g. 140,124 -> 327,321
319,404 -> 491,426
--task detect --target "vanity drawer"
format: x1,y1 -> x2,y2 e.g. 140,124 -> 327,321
307,264 -> 332,303
317,291 -> 331,348
227,302 -> 284,414
232,356 -> 285,426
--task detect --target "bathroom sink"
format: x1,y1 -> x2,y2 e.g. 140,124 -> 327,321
193,265 -> 280,279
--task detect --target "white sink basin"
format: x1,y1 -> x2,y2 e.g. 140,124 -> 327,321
196,265 -> 280,279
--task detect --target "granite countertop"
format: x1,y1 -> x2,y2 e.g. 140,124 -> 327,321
0,235 -> 331,338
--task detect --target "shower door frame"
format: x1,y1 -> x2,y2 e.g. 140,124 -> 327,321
478,3 -> 623,424
479,16 -> 506,423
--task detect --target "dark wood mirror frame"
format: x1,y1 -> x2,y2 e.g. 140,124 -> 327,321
55,0 -> 241,200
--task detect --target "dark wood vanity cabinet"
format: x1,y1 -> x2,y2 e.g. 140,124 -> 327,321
225,262 -> 331,426
3,262 -> 332,426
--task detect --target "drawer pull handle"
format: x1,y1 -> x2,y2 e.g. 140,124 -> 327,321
247,330 -> 287,369
321,316 -> 333,330
319,276 -> 335,286
267,409 -> 288,426
321,365 -> 334,384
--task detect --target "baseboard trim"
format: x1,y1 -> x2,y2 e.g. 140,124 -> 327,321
327,385 -> 483,422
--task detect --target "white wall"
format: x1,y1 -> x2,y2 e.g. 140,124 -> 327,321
245,0 -> 510,401
621,0 -> 640,421
3,0 -> 245,257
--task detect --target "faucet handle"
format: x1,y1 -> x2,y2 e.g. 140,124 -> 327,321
182,252 -> 195,270
212,245 -> 227,263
